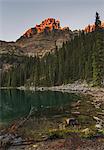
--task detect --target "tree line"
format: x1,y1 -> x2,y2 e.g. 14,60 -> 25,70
1,13 -> 104,87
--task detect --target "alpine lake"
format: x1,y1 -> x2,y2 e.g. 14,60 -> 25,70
0,89 -> 96,140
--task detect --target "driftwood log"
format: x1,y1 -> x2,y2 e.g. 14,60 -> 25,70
0,107 -> 35,149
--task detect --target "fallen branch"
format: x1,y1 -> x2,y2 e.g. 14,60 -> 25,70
0,107 -> 34,149
9,106 -> 34,133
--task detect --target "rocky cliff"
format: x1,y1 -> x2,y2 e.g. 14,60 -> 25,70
16,18 -> 73,57
84,21 -> 104,33
23,18 -> 61,37
0,18 -> 104,58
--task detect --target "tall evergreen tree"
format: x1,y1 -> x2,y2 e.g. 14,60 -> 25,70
95,12 -> 101,29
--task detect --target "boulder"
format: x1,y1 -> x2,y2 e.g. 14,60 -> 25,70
64,118 -> 79,126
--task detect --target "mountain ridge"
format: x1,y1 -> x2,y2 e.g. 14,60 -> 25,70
0,18 -> 104,57
14,18 -> 73,57
0,13 -> 104,87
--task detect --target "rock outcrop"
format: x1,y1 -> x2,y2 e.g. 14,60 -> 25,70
0,18 -> 104,57
84,21 -> 104,33
23,18 -> 61,37
16,18 -> 73,57
0,40 -> 23,55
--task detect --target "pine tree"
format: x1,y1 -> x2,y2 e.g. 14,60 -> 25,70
91,13 -> 104,86
95,12 -> 101,30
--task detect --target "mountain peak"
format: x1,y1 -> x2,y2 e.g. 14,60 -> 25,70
16,18 -> 71,57
23,18 -> 66,38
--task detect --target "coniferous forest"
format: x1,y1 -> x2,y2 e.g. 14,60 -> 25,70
0,13 -> 104,87
1,0 -> 104,147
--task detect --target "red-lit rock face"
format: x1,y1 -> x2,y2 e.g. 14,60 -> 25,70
16,18 -> 71,57
36,18 -> 60,32
24,29 -> 33,37
84,21 -> 104,33
23,18 -> 61,38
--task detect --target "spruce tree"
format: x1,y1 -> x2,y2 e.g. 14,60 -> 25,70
95,12 -> 101,29
92,13 -> 104,86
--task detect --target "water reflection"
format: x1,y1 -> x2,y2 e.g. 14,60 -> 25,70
0,90 -> 80,124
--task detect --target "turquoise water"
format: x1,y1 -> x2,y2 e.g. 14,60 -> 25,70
0,89 -> 80,124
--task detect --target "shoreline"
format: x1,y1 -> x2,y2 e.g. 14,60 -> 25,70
1,82 -> 104,102
17,82 -> 104,102
1,82 -> 104,150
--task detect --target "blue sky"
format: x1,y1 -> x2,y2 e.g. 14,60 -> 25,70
0,0 -> 104,41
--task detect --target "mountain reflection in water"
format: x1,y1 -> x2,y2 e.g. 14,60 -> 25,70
0,89 -> 80,124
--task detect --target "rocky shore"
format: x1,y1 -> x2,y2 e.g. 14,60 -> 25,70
9,137 -> 104,150
18,81 -> 104,103
1,82 -> 104,149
